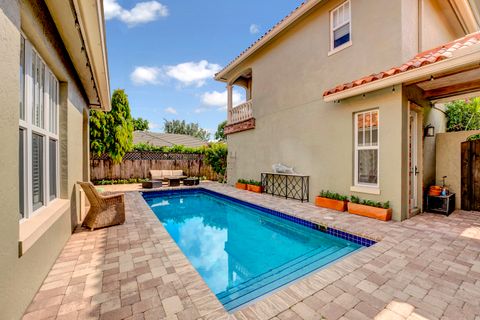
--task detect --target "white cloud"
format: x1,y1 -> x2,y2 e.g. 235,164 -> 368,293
164,107 -> 177,114
104,0 -> 168,27
201,90 -> 243,110
149,122 -> 161,131
130,66 -> 162,85
249,24 -> 260,34
130,60 -> 221,87
165,60 -> 221,87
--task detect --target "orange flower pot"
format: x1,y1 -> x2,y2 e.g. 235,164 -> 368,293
347,203 -> 392,221
236,182 -> 247,190
315,196 -> 348,212
247,184 -> 263,193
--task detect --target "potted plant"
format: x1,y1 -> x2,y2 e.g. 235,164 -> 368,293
315,190 -> 349,212
247,180 -> 263,193
235,179 -> 248,190
347,196 -> 392,221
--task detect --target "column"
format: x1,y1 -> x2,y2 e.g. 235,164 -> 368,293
227,84 -> 233,124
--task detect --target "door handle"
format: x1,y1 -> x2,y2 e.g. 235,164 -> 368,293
414,166 -> 419,176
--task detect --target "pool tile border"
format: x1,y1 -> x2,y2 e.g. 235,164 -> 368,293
142,187 -> 376,247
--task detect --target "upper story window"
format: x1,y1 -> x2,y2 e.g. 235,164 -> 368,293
19,35 -> 60,220
354,110 -> 379,188
330,0 -> 351,52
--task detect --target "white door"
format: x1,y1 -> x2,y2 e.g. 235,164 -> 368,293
409,111 -> 419,211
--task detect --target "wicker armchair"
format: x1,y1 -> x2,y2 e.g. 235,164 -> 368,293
78,181 -> 126,230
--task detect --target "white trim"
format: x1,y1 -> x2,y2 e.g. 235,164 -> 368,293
330,0 -> 351,52
328,40 -> 352,56
323,45 -> 480,102
350,185 -> 381,195
354,110 -> 380,188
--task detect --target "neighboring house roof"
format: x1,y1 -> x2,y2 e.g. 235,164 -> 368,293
133,131 -> 208,148
323,32 -> 480,98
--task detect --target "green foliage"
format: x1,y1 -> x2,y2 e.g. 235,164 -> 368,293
467,133 -> 480,141
445,98 -> 480,132
204,142 -> 228,178
350,195 -> 390,209
163,119 -> 210,141
132,117 -> 149,131
247,180 -> 262,186
93,178 -> 149,185
319,190 -> 348,201
237,179 -> 249,184
131,142 -> 207,154
215,120 -> 227,141
90,89 -> 134,164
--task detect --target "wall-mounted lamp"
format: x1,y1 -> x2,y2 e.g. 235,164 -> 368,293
424,124 -> 435,137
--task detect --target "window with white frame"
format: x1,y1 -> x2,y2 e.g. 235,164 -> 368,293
19,35 -> 59,220
330,0 -> 351,51
354,110 -> 379,187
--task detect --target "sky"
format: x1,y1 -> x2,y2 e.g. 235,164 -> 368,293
104,0 -> 301,135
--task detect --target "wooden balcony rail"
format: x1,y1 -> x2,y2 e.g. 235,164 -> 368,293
229,100 -> 253,124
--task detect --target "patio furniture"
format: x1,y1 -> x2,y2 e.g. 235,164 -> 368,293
149,169 -> 185,181
261,172 -> 310,202
142,180 -> 163,189
78,181 -> 125,230
426,193 -> 455,216
183,177 -> 200,186
164,175 -> 187,187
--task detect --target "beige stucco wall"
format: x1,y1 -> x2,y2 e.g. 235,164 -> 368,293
0,0 -> 90,319
225,0 -> 465,221
436,130 -> 480,210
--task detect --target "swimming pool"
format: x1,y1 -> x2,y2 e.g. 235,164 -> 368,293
143,189 -> 368,311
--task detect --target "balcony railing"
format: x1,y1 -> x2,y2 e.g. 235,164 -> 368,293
229,100 -> 253,124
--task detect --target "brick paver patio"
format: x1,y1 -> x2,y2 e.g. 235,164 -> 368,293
23,183 -> 480,320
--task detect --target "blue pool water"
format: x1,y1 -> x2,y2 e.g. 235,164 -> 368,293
143,189 -> 362,311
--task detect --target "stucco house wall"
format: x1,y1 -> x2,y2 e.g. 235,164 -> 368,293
223,0 -> 467,221
0,0 -> 90,318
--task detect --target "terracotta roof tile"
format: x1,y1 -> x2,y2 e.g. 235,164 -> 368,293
323,32 -> 480,97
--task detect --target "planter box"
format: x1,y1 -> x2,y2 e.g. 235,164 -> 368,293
235,182 -> 247,190
348,203 -> 392,221
315,196 -> 348,212
247,184 -> 263,193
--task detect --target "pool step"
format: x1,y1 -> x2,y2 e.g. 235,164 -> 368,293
218,246 -> 355,311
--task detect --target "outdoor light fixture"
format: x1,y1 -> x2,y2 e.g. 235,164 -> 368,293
424,124 -> 435,137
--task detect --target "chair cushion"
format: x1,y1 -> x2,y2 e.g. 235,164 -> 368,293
171,170 -> 183,176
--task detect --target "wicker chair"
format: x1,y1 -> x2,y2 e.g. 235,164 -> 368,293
78,181 -> 126,230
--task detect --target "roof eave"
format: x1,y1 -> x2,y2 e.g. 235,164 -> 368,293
45,0 -> 111,111
215,0 -> 323,81
323,46 -> 480,102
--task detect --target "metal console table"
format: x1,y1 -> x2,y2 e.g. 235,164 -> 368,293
261,172 -> 309,202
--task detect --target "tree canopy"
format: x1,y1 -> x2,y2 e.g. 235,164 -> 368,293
90,89 -> 134,163
214,120 -> 227,141
446,98 -> 480,132
163,119 -> 210,141
204,142 -> 228,181
132,117 -> 149,131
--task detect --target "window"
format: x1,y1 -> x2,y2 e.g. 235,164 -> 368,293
330,0 -> 351,51
354,110 -> 379,187
19,35 -> 60,220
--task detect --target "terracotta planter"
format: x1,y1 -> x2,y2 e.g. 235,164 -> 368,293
235,182 -> 247,190
247,184 -> 263,193
348,203 -> 392,221
315,196 -> 348,212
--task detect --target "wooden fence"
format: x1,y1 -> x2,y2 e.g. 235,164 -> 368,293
90,152 -> 218,181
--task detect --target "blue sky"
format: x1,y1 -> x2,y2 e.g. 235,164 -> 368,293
104,0 -> 300,135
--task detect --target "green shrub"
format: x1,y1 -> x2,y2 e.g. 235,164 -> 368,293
132,142 -> 207,154
247,180 -> 262,186
237,178 -> 249,184
350,195 -> 390,209
93,178 -> 150,185
319,190 -> 348,201
467,133 -> 480,141
445,98 -> 480,132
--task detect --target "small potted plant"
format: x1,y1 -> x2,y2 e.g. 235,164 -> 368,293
315,190 -> 349,212
247,180 -> 263,193
235,179 -> 248,190
348,196 -> 392,221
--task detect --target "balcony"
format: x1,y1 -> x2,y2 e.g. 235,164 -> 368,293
225,100 -> 255,135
